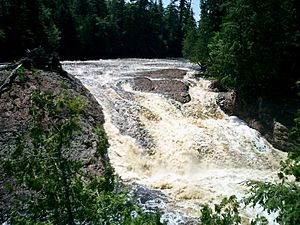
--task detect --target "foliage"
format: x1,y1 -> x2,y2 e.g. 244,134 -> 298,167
183,0 -> 300,97
0,0 -> 61,61
2,90 -> 164,224
244,180 -> 300,225
286,81 -> 300,181
183,0 -> 227,66
0,0 -> 195,60
199,154 -> 300,225
208,0 -> 298,94
15,67 -> 28,84
199,196 -> 241,225
182,11 -> 199,63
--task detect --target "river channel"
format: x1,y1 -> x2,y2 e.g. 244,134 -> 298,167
62,58 -> 286,224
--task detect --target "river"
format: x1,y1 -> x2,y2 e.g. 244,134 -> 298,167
62,58 -> 286,224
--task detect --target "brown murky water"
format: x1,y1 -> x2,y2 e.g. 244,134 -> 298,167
63,59 -> 285,224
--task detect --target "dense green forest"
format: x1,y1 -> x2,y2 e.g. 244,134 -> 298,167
1,0 -> 299,96
183,0 -> 300,97
0,0 -> 194,61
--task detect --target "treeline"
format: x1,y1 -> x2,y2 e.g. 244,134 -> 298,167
0,0 -> 195,61
183,0 -> 300,97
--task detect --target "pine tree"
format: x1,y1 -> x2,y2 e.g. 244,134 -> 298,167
208,0 -> 299,95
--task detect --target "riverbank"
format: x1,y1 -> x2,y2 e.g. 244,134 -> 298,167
0,64 -> 106,221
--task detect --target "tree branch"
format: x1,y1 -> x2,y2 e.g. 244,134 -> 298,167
0,63 -> 23,95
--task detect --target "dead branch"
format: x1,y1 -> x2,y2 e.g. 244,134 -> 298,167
0,63 -> 23,95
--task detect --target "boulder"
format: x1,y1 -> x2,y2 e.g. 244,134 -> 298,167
208,80 -> 229,92
272,121 -> 294,151
143,69 -> 187,79
132,69 -> 191,104
133,77 -> 153,92
216,91 -> 236,114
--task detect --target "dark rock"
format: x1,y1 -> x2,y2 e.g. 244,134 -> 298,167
133,77 -> 153,92
216,91 -> 300,151
216,91 -> 236,113
143,69 -> 187,79
272,121 -> 295,150
190,66 -> 204,72
273,121 -> 289,138
209,80 -> 229,92
132,69 -> 191,104
152,80 -> 189,93
170,92 -> 191,104
248,119 -> 264,133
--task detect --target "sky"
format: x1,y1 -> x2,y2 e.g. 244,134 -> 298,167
190,0 -> 200,22
162,0 -> 200,22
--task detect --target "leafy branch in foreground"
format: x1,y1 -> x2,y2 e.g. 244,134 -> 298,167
199,195 -> 241,225
244,180 -> 300,225
2,90 -> 163,225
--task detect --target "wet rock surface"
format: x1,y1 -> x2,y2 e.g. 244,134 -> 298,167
129,184 -> 199,225
109,98 -> 155,150
142,68 -> 187,79
215,89 -> 300,151
132,69 -> 191,103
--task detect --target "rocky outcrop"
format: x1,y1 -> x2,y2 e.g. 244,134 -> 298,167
0,68 -> 105,159
216,91 -> 236,113
214,86 -> 300,151
133,77 -> 153,92
132,69 -> 191,103
0,64 -> 106,220
142,69 -> 187,79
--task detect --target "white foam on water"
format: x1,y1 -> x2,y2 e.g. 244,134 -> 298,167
63,59 -> 286,224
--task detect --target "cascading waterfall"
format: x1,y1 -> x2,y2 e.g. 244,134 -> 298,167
63,59 -> 286,224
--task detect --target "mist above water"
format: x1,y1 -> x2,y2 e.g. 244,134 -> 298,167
63,59 -> 286,224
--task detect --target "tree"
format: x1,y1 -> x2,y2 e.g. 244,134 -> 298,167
182,10 -> 199,62
182,0 -> 227,66
0,0 -> 195,60
165,1 -> 182,56
207,0 -> 299,95
106,0 -> 126,57
0,0 -> 60,61
147,0 -> 168,57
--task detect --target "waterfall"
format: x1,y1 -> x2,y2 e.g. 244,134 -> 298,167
63,58 -> 286,224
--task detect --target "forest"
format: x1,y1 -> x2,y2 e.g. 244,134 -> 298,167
183,0 -> 300,97
1,0 -> 299,97
0,0 -> 194,60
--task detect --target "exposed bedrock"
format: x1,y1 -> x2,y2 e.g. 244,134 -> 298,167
132,69 -> 191,104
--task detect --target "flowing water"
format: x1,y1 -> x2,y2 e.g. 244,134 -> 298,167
62,59 -> 286,224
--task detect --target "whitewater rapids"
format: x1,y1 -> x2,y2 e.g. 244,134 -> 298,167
63,59 -> 286,224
